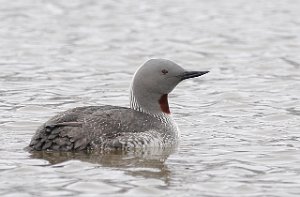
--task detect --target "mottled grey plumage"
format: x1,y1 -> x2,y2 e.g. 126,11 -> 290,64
28,59 -> 208,152
29,106 -> 177,151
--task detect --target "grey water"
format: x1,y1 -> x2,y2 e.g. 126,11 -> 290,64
0,0 -> 300,196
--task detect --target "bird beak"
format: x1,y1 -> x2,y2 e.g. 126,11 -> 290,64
179,71 -> 209,80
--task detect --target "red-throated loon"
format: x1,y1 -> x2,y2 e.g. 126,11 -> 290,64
28,59 -> 209,151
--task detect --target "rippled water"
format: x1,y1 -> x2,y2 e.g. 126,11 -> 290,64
1,0 -> 300,196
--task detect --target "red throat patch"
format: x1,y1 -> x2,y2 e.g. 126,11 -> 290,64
159,94 -> 170,114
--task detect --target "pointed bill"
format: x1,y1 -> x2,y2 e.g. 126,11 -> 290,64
179,71 -> 209,80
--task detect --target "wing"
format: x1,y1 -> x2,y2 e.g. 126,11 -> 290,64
28,106 -> 120,151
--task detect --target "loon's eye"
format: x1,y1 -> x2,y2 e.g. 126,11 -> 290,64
161,69 -> 168,75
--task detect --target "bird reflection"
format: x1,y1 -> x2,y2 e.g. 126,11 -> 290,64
29,147 -> 177,182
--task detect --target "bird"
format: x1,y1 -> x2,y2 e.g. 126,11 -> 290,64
28,59 -> 209,152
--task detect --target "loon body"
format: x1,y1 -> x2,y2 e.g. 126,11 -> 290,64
28,59 -> 208,151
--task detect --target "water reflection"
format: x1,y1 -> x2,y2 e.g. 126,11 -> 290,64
29,147 -> 176,182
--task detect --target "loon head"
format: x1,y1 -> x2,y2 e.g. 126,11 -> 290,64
130,59 -> 209,115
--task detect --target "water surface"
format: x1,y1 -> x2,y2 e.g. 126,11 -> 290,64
0,0 -> 300,196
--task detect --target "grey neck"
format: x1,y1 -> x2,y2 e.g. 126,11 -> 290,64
130,87 -> 165,116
